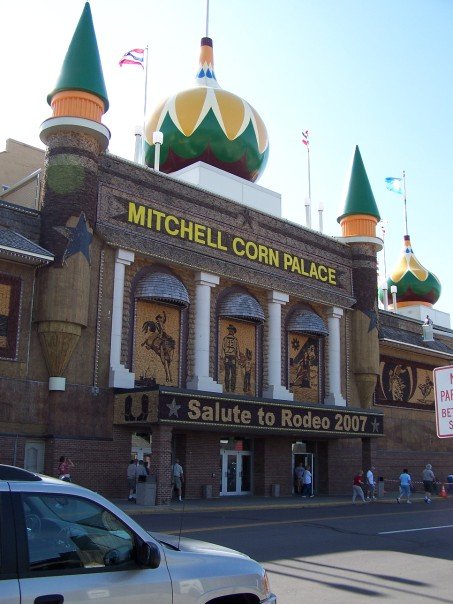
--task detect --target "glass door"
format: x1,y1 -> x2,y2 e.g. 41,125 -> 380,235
220,449 -> 252,495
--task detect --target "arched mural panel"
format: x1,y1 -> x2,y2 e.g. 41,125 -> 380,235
288,333 -> 319,402
134,301 -> 181,386
218,319 -> 256,395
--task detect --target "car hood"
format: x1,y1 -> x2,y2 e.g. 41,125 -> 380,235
149,531 -> 250,559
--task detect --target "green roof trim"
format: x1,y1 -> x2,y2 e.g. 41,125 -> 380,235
337,146 -> 380,223
47,2 -> 109,111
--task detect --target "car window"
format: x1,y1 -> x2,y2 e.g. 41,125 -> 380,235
22,493 -> 136,572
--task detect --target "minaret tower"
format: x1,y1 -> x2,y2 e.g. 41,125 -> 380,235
338,146 -> 382,408
36,2 -> 110,391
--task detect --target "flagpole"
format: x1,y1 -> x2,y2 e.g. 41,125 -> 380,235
402,170 -> 408,236
141,45 -> 149,165
307,145 -> 311,202
205,0 -> 210,36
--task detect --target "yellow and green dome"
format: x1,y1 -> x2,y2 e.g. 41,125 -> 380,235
144,37 -> 269,182
379,235 -> 441,307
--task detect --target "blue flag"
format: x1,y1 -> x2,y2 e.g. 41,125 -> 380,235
385,177 -> 403,194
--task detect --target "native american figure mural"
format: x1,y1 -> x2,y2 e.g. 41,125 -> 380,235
376,357 -> 435,410
288,334 -> 319,403
218,319 -> 256,395
134,301 -> 180,386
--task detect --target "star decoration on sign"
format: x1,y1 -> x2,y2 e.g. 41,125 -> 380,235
371,418 -> 380,433
167,398 -> 181,418
58,212 -> 93,265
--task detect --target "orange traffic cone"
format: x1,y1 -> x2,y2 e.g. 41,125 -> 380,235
440,484 -> 448,498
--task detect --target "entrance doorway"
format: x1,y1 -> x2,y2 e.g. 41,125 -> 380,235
220,449 -> 252,495
292,448 -> 314,496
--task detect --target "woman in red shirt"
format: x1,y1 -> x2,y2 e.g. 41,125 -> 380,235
352,470 -> 366,503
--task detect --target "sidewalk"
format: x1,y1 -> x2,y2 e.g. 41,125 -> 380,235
113,491 -> 443,516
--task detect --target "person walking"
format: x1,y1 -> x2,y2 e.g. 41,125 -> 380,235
127,459 -> 138,501
294,461 -> 305,495
397,468 -> 412,504
422,464 -> 436,503
301,465 -> 313,497
172,458 -> 184,501
366,466 -> 376,500
57,456 -> 75,482
352,470 -> 366,503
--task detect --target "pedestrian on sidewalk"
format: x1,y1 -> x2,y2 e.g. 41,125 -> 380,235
172,458 -> 184,501
352,470 -> 366,503
294,461 -> 305,495
422,464 -> 435,504
127,459 -> 138,501
397,468 -> 412,504
365,466 -> 376,500
301,465 -> 313,497
57,456 -> 75,482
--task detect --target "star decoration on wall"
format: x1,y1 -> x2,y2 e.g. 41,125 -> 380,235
58,212 -> 93,265
167,398 -> 181,418
371,418 -> 380,433
363,309 -> 378,333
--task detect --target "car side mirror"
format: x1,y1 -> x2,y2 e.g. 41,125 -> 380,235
136,540 -> 161,569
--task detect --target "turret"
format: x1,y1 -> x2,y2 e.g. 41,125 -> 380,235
338,146 -> 382,408
36,2 -> 109,391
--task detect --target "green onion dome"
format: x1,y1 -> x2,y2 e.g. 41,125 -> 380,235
144,37 -> 269,182
379,235 -> 441,308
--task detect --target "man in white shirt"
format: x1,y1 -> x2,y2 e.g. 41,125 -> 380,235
366,466 -> 376,500
173,459 -> 184,501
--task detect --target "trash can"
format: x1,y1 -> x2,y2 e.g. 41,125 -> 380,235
271,484 -> 280,497
202,484 -> 213,499
447,475 -> 453,494
136,475 -> 157,506
377,477 -> 384,498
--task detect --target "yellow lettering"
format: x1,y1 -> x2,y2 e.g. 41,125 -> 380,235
309,262 -> 318,279
328,268 -> 337,285
300,258 -> 309,276
258,244 -> 269,265
194,223 -> 206,245
281,409 -> 293,426
291,256 -> 302,274
188,400 -> 201,420
317,265 -> 328,282
153,210 -> 165,231
165,215 -> 179,236
269,248 -> 279,268
128,202 -> 145,226
179,219 -> 194,241
233,237 -> 245,256
245,241 -> 258,260
283,253 -> 292,270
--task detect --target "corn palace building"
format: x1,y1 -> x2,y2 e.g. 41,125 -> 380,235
0,4 -> 452,504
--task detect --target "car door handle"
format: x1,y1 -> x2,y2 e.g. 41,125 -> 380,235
34,595 -> 64,604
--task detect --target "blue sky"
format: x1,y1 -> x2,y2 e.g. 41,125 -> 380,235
2,0 -> 452,321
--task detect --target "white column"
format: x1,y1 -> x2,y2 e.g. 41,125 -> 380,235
187,271 -> 223,393
263,291 -> 293,401
324,306 -> 346,406
109,248 -> 135,388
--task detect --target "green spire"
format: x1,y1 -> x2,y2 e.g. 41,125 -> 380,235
337,146 -> 380,223
47,2 -> 109,111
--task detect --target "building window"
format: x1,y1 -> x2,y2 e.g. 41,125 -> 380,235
0,274 -> 20,359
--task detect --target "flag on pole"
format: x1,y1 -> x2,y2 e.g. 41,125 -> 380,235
302,130 -> 309,148
385,177 -> 403,194
119,48 -> 145,68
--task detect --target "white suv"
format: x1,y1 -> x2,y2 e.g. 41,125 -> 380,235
0,465 -> 276,604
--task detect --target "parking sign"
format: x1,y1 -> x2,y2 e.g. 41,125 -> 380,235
433,365 -> 453,438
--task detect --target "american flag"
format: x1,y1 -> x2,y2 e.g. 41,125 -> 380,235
119,48 -> 145,68
302,130 -> 309,148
